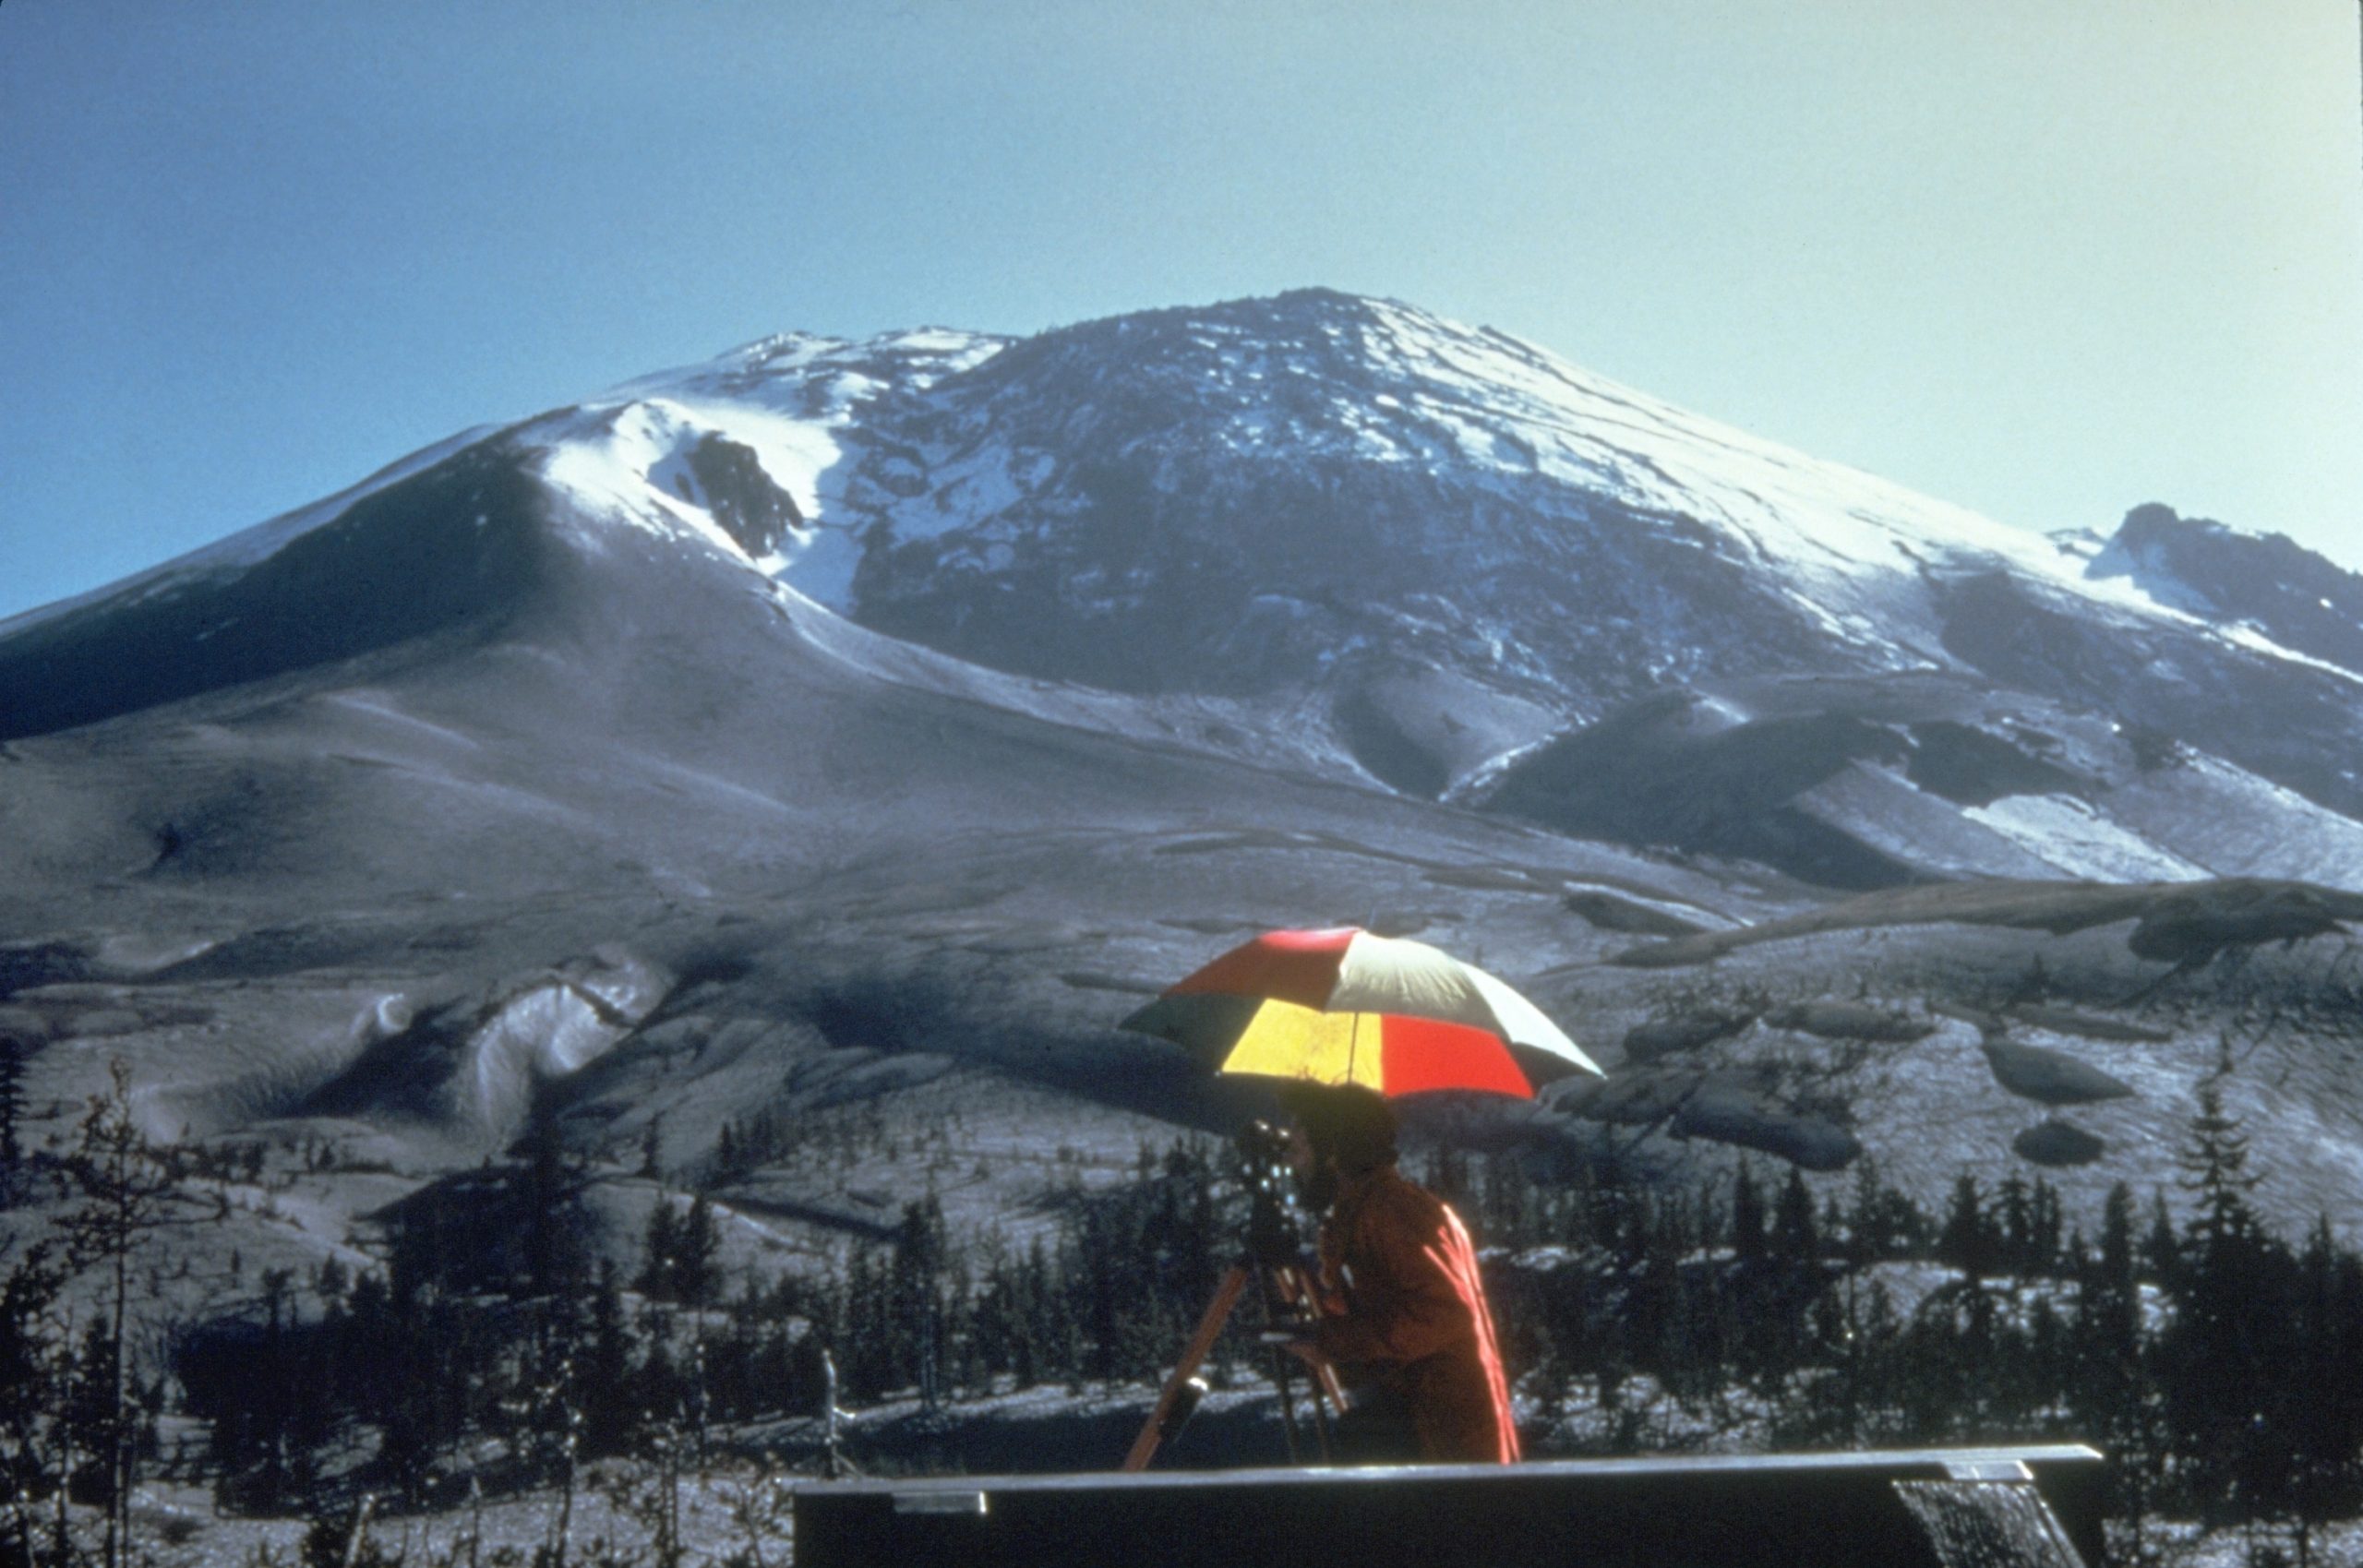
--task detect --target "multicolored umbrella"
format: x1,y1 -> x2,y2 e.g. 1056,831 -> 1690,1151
1121,927 -> 1601,1099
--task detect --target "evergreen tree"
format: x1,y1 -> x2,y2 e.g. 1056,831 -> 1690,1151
66,1313 -> 123,1504
2069,1182 -> 2164,1554
1936,1173 -> 1999,1283
1731,1163 -> 1767,1265
1771,1168 -> 1819,1266
1017,1238 -> 1059,1388
56,1060 -> 181,1568
837,1247 -> 894,1400
891,1196 -> 948,1408
2029,1176 -> 2065,1276
518,1100 -> 588,1298
0,1239 -> 69,1565
579,1263 -> 638,1454
638,1197 -> 682,1299
1997,1175 -> 2034,1278
1840,1159 -> 1925,1263
1625,1196 -> 1692,1391
2155,1083 -> 2292,1526
2283,1215 -> 2363,1566
674,1194 -> 721,1310
1805,1273 -> 1903,1447
2140,1187 -> 2180,1288
0,1034 -> 26,1181
2178,1083 -> 2260,1256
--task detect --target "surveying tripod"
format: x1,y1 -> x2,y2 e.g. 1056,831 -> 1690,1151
1122,1121 -> 1348,1472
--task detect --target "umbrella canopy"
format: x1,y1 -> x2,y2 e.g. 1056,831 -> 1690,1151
1121,927 -> 1601,1098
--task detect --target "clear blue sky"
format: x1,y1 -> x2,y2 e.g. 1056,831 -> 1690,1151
4,0 -> 2358,622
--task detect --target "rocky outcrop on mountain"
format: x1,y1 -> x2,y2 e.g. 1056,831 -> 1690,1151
1979,1039 -> 2140,1107
2086,502 -> 2363,677
2013,1118 -> 2108,1167
1620,1010 -> 1757,1063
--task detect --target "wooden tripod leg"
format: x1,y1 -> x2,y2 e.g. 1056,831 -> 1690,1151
1123,1264 -> 1251,1472
1287,1343 -> 1345,1463
1265,1263 -> 1348,1458
1274,1349 -> 1303,1463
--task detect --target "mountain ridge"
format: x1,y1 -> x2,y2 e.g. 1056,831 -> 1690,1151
6,292 -> 2358,882
5,293 -> 2362,1305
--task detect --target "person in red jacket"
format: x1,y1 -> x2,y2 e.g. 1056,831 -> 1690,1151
1277,1082 -> 1520,1465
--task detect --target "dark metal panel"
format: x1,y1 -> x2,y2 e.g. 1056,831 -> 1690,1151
792,1444 -> 2106,1568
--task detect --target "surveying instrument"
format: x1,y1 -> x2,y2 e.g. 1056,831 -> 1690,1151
1122,1119 -> 1348,1470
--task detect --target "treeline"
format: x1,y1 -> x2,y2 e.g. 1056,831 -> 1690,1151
791,1090 -> 2363,1559
1447,1083 -> 2363,1563
2,1062 -> 187,1568
6,1059 -> 2363,1567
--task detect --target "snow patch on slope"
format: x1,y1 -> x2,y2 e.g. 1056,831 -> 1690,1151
566,329 -> 1014,609
534,401 -> 758,561
462,952 -> 667,1142
2106,752 -> 2363,890
596,328 -> 1004,413
1963,795 -> 2209,882
1349,300 -> 2084,591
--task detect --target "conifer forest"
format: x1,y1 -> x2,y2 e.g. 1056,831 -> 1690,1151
3,1046 -> 2362,1568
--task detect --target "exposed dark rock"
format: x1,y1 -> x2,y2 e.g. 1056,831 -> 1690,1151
1903,720 -> 2081,807
1763,1000 -> 1934,1043
0,941 -> 91,998
2124,722 -> 2184,772
1334,681 -> 1452,798
2013,1119 -> 2107,1167
1673,1083 -> 1862,1169
2127,880 -> 2356,964
1621,1010 -> 1755,1062
1609,936 -> 1729,970
1564,891 -> 1707,938
1337,670 -> 1559,801
2090,503 -> 2363,679
1980,1040 -> 2137,1106
685,433 -> 804,558
1935,569 -> 2363,823
1483,696 -> 1926,891
1607,878 -> 2362,970
1560,1069 -> 1696,1125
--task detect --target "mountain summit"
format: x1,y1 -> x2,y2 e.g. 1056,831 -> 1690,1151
4,292 -> 2361,1284
7,292 -> 2358,870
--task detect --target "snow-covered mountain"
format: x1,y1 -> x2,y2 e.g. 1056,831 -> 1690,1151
9,290 -> 2359,885
5,290 -> 2362,1318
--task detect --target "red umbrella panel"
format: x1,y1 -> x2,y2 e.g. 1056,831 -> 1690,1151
1119,927 -> 1601,1098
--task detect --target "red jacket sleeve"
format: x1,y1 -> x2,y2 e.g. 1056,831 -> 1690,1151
1314,1179 -> 1481,1367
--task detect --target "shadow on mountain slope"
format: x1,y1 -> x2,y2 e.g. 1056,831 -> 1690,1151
0,440 -> 540,741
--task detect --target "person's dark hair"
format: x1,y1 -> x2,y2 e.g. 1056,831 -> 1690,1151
1277,1081 -> 1398,1175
